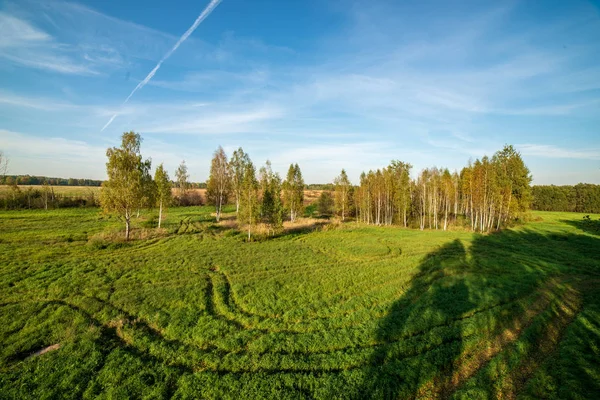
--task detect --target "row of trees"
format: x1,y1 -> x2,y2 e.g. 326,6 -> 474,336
0,176 -> 103,187
205,147 -> 305,239
17,132 -> 530,237
532,184 -> 600,213
100,133 -> 306,240
330,145 -> 532,232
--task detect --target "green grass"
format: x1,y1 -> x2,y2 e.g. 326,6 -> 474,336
0,208 -> 599,399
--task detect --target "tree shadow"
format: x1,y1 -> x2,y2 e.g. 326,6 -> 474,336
351,226 -> 600,399
356,239 -> 474,399
561,217 -> 600,237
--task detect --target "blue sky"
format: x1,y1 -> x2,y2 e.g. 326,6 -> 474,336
1,0 -> 599,184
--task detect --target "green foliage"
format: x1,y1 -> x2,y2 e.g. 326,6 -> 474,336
100,132 -> 152,240
175,160 -> 190,197
317,191 -> 334,217
283,164 -> 304,222
229,147 -> 251,214
533,183 -> 600,213
356,144 -> 531,231
334,169 -> 351,221
0,209 -> 599,398
0,175 -> 103,187
154,164 -> 172,208
239,161 -> 259,240
259,161 -> 283,232
206,146 -> 230,221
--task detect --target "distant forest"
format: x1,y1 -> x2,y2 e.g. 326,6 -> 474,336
0,175 -> 205,189
532,184 -> 600,213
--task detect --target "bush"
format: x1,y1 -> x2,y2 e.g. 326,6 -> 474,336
175,192 -> 203,207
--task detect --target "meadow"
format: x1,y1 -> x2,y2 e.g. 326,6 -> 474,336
0,207 -> 599,399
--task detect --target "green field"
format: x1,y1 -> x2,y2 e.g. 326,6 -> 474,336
0,208 -> 599,399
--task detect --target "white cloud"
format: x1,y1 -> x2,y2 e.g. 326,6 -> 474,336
518,144 -> 600,160
0,12 -> 103,75
0,11 -> 50,47
0,129 -> 107,179
0,91 -> 77,111
141,107 -> 283,135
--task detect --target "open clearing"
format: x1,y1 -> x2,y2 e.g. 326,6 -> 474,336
0,208 -> 599,399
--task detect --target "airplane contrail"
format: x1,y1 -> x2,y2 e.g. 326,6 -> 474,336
101,0 -> 223,132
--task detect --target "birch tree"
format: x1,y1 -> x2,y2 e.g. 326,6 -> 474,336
229,148 -> 250,215
334,169 -> 351,221
154,163 -> 172,228
283,164 -> 304,222
42,180 -> 51,210
175,160 -> 190,199
207,146 -> 230,221
100,132 -> 151,240
239,161 -> 259,241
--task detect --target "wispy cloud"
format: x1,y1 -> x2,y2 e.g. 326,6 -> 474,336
518,144 -> 600,160
0,11 -> 50,46
0,11 -> 105,75
0,129 -> 107,178
101,0 -> 223,131
141,106 -> 283,135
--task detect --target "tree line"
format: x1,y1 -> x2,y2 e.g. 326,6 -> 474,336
0,175 -> 103,187
101,132 -> 306,240
326,145 -> 532,232
532,184 -> 600,213
0,175 -> 208,189
1,135 -> 554,237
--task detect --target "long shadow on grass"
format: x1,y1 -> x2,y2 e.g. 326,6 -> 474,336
352,227 -> 600,399
561,217 -> 600,237
353,239 -> 477,399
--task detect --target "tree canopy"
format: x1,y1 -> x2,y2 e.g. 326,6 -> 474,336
100,132 -> 152,240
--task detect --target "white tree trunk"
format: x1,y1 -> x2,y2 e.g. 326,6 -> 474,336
125,211 -> 131,240
158,201 -> 163,228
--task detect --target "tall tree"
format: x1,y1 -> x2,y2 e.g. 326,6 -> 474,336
259,161 -> 283,234
100,132 -> 151,240
283,164 -> 304,222
334,169 -> 351,221
175,160 -> 190,199
229,148 -> 250,215
154,164 -> 172,228
207,146 -> 230,221
390,161 -> 412,227
138,158 -> 154,217
239,161 -> 259,241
